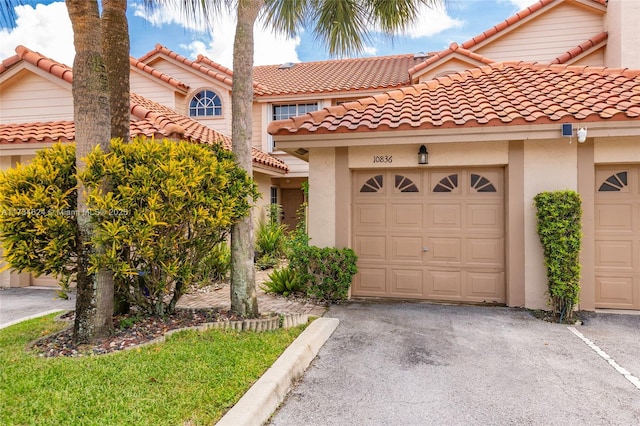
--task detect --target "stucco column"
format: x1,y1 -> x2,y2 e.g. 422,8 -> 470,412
308,147 -> 336,248
507,140 -> 525,307
334,147 -> 349,248
578,138 -> 595,311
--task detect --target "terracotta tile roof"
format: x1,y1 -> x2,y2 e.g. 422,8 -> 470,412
461,0 -> 607,50
551,32 -> 608,64
0,45 -> 72,82
253,54 -> 425,97
0,46 -> 287,173
408,42 -> 494,78
130,57 -> 189,93
268,62 -> 640,136
138,44 -> 267,91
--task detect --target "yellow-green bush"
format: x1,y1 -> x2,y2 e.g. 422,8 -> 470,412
0,138 -> 258,315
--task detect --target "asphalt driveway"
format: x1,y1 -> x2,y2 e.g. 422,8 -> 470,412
0,287 -> 75,328
270,302 -> 640,426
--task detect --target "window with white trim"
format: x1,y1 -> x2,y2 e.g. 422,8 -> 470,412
269,102 -> 318,151
189,90 -> 222,117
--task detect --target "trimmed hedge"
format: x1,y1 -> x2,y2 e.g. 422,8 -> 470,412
533,190 -> 582,320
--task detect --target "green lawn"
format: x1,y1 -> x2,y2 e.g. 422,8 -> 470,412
0,314 -> 305,425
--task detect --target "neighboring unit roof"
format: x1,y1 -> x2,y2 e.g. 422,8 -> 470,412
0,45 -> 72,82
138,44 -> 268,91
408,42 -> 494,78
461,0 -> 607,51
130,56 -> 190,93
551,31 -> 608,64
268,62 -> 640,136
253,54 -> 426,97
0,45 -> 288,173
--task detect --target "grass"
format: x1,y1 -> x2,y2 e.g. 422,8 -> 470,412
0,314 -> 306,426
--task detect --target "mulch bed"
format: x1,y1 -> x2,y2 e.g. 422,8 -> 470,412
31,309 -> 241,358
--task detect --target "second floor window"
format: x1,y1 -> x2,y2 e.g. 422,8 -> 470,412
190,90 -> 222,117
272,103 -> 318,121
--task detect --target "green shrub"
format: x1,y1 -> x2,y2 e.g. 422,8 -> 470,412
198,241 -> 231,284
261,266 -> 303,297
82,137 -> 258,316
290,246 -> 358,302
255,204 -> 288,267
0,139 -> 257,316
0,143 -> 78,293
534,190 -> 582,321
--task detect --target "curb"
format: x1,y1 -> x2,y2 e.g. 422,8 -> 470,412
216,317 -> 340,426
0,309 -> 65,330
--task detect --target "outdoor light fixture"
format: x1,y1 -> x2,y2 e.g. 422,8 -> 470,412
418,144 -> 429,165
577,127 -> 587,143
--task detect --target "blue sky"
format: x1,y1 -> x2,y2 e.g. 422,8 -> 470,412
0,0 -> 537,69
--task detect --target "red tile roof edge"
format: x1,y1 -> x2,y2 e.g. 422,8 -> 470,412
551,31 -> 608,64
130,57 -> 190,93
0,45 -> 73,83
139,44 -> 268,91
267,61 -> 640,136
194,54 -> 234,78
408,42 -> 495,77
461,0 -> 607,50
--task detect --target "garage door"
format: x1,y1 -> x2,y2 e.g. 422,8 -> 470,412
595,166 -> 640,309
352,168 -> 505,303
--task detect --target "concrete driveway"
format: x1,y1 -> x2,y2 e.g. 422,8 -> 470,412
270,302 -> 640,426
0,287 -> 75,328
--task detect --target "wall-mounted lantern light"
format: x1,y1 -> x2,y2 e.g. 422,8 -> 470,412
418,145 -> 429,165
577,127 -> 587,143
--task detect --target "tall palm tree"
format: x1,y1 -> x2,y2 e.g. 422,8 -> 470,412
66,0 -> 114,343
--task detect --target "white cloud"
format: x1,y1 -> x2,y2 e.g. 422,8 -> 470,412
0,2 -> 74,66
504,0 -> 540,10
407,3 -> 464,39
134,3 -> 300,67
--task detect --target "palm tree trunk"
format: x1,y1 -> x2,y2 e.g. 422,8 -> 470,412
66,0 -> 114,343
230,0 -> 263,318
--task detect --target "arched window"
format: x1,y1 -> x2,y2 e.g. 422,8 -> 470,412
189,90 -> 222,117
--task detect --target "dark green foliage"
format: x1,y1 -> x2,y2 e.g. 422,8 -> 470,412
198,241 -> 231,284
255,204 -> 288,270
261,266 -> 303,296
289,246 -> 358,302
534,190 -> 582,320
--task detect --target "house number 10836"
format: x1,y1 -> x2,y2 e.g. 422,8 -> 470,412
373,155 -> 392,164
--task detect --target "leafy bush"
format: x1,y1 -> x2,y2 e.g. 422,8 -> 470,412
289,246 -> 358,302
255,204 -> 288,269
198,241 -> 231,284
261,266 -> 303,297
82,138 -> 258,316
0,143 -> 78,293
0,139 -> 257,316
534,190 -> 582,321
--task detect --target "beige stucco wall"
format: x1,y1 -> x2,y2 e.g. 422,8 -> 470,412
523,139 -> 578,309
308,148 -> 336,248
253,172 -> 272,225
605,0 -> 640,68
130,71 -> 177,110
594,137 -> 640,164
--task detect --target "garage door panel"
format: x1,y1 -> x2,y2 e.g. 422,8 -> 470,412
466,272 -> 505,302
467,204 -> 503,231
354,236 -> 386,261
355,204 -> 386,228
595,240 -> 634,270
596,276 -> 634,308
426,270 -> 462,298
353,267 -> 387,296
390,269 -> 423,296
391,203 -> 423,228
390,236 -> 423,262
467,238 -> 504,267
428,237 -> 461,264
595,204 -> 633,232
428,204 -> 462,230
